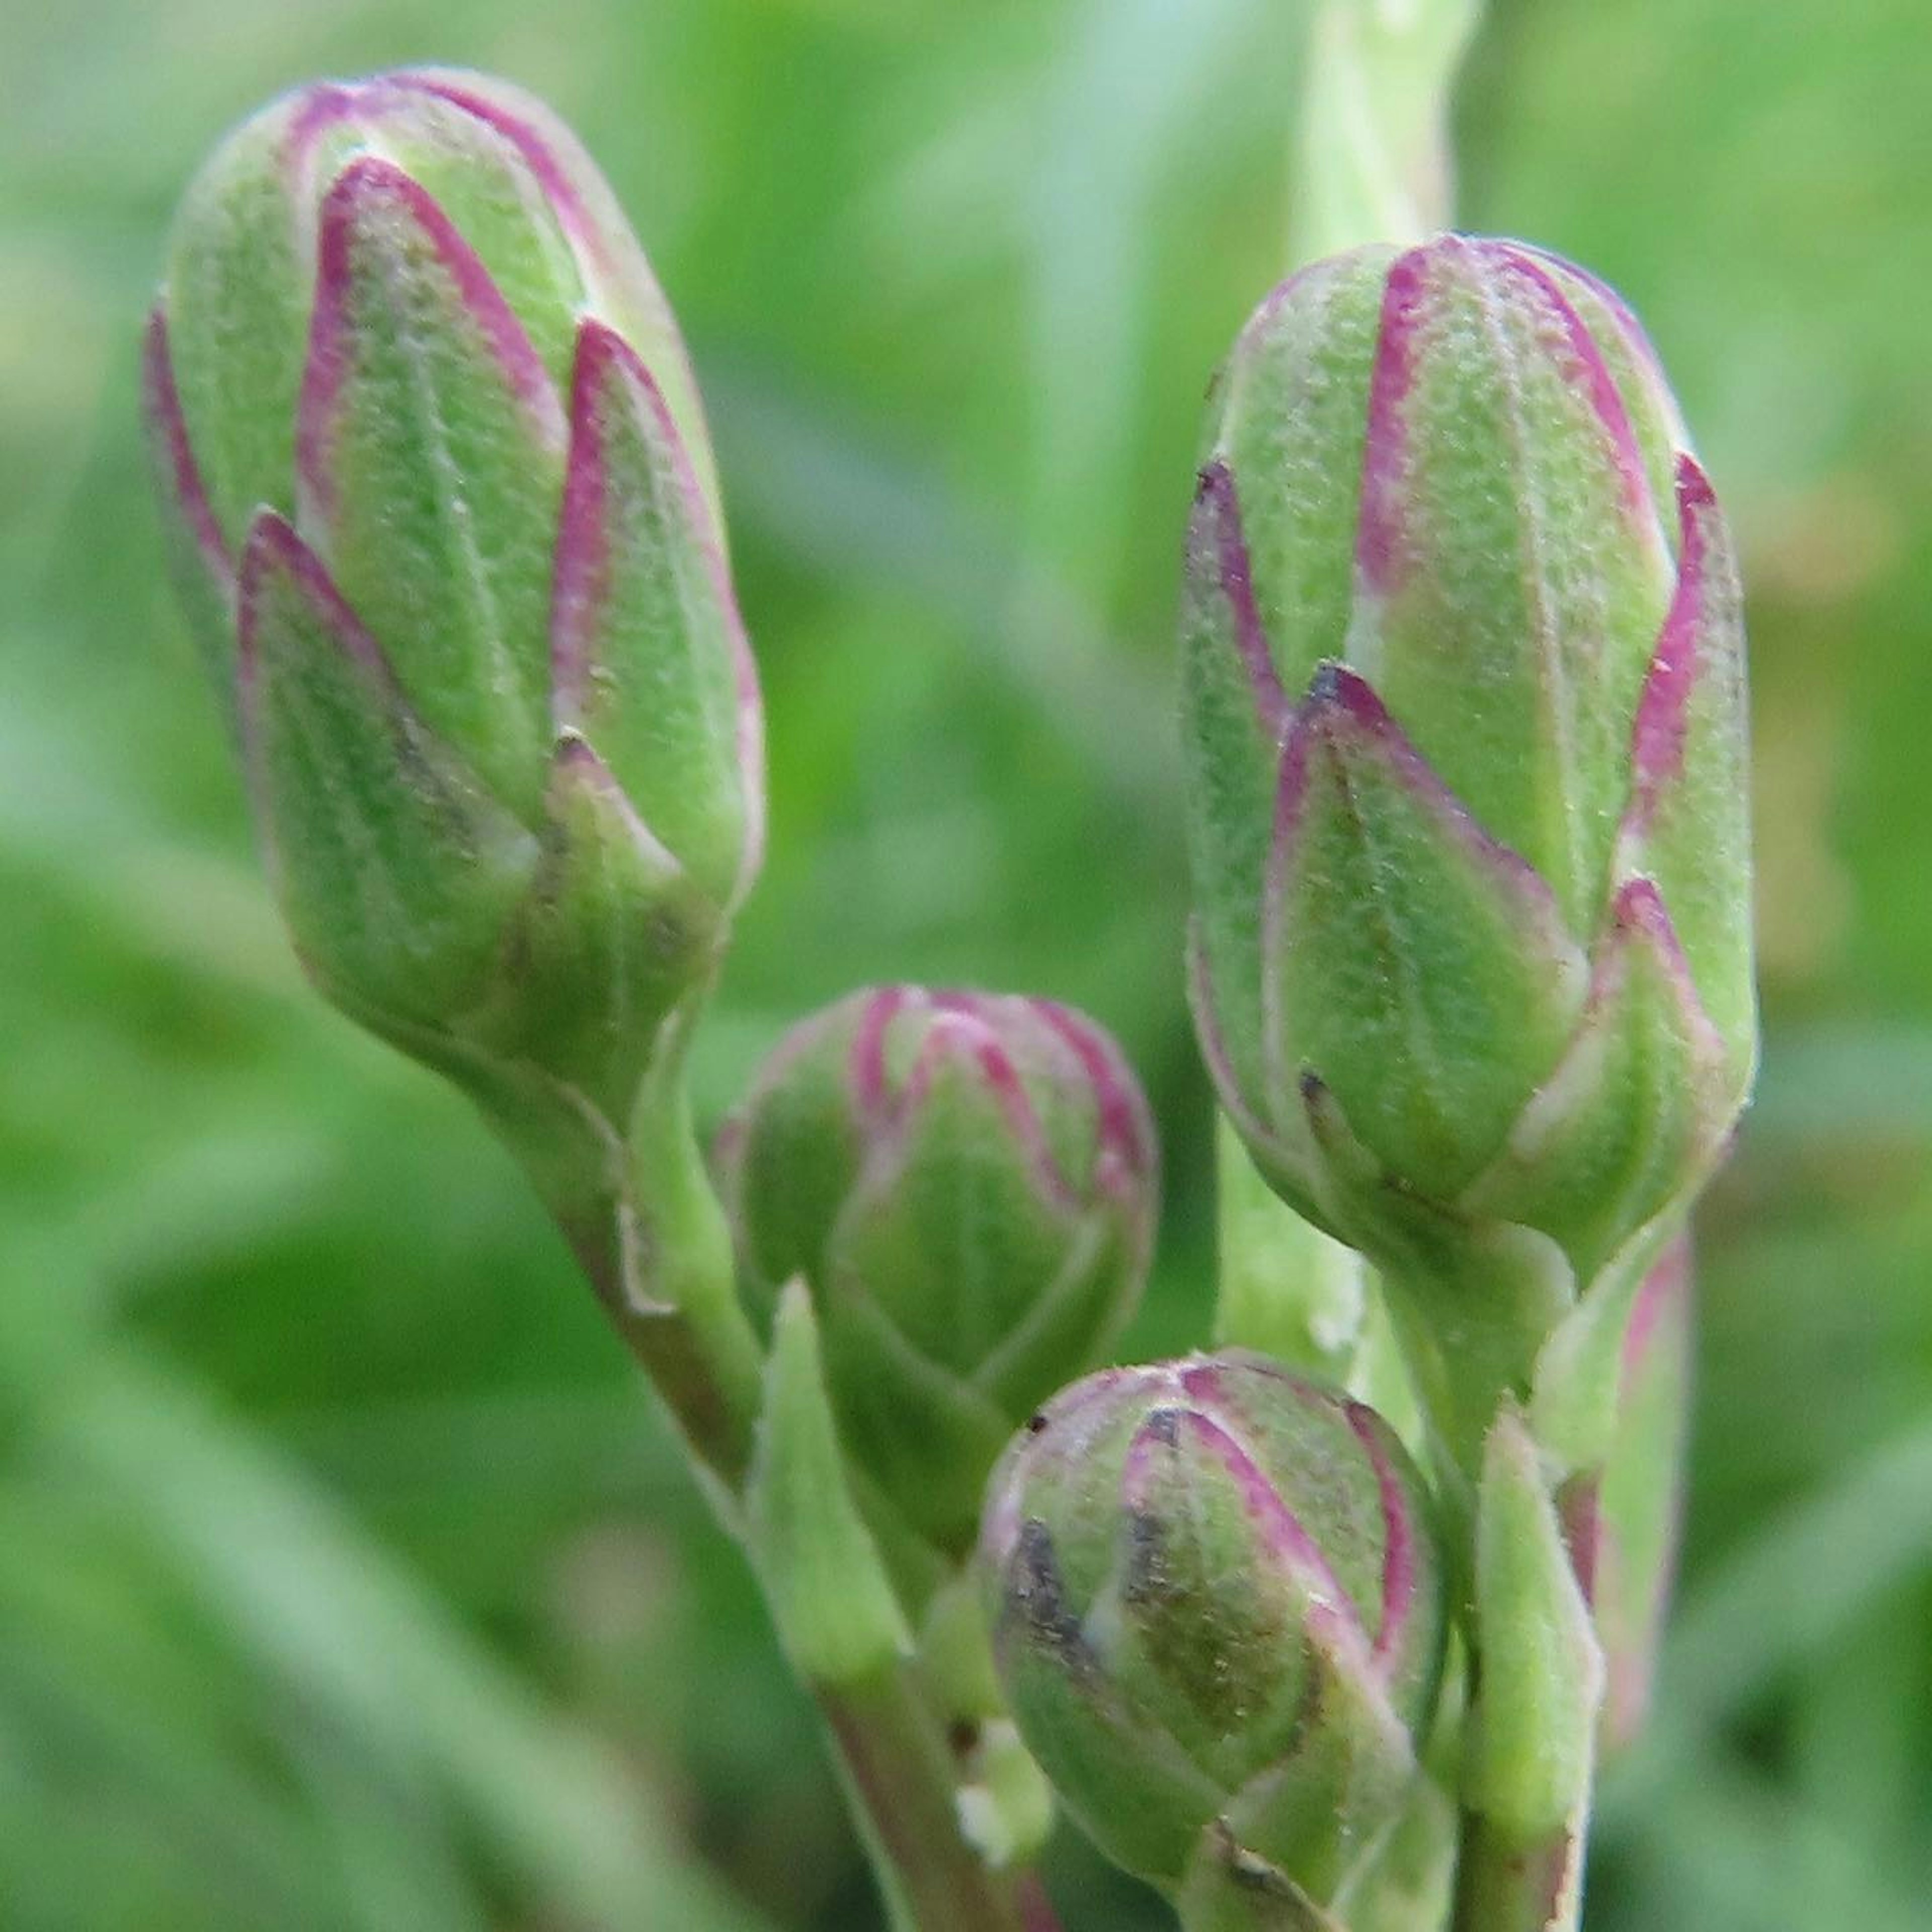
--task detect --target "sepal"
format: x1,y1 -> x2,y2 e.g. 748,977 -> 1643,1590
236,511 -> 537,1028
747,1281 -> 912,1688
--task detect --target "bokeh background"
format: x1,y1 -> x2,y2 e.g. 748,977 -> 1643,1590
5,0 -> 1930,1926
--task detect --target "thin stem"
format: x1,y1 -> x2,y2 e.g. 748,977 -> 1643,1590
1286,0 -> 1482,269
820,1662 -> 1050,1932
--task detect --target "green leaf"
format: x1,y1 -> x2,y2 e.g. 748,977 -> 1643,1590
747,1281 -> 912,1689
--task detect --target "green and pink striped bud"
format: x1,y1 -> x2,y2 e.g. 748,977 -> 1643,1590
144,72 -> 759,1122
980,1353 -> 1445,1904
717,987 -> 1157,1554
1182,235 -> 1754,1302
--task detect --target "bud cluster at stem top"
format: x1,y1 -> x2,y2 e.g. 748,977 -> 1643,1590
1181,234 -> 1755,1295
144,71 -> 761,1122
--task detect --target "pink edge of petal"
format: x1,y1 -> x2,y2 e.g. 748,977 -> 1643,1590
1354,244 -> 1432,594
1257,692 -> 1319,1106
1556,1471 -> 1603,1607
1606,876 -> 1727,1064
142,307 -> 233,587
848,984 -> 916,1126
1305,662 -> 1566,912
549,730 -> 681,875
1488,243 -> 1653,523
548,318 -> 620,718
1621,464 -> 1707,835
900,1014 -> 1079,1214
1514,242 -> 1669,384
1185,925 -> 1285,1158
396,72 -> 600,255
1032,1000 -> 1157,1192
1170,1410 -> 1377,1668
234,510 -> 384,873
1621,1231 -> 1691,1391
549,316 -> 764,884
1192,461 -> 1289,736
299,154 -> 564,527
1343,1402 -> 1419,1672
237,508 -> 385,680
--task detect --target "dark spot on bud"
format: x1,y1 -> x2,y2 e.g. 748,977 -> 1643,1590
1005,1518 -> 1096,1678
1144,1407 -> 1181,1446
1025,1412 -> 1050,1436
947,1718 -> 981,1759
1306,660 -> 1346,707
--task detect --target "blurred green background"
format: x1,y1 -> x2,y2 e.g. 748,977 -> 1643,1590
5,0 -> 1929,1926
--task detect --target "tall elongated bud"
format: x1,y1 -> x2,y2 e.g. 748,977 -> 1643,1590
717,987 -> 1157,1554
1182,236 -> 1753,1302
144,72 -> 760,1124
981,1354 -> 1445,1905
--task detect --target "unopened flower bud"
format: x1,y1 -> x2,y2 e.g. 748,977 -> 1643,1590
718,987 -> 1157,1554
145,72 -> 759,1122
981,1353 -> 1445,1900
1182,235 -> 1753,1297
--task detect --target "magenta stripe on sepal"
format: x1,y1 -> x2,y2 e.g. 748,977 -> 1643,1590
1032,999 -> 1157,1191
1486,242 -> 1654,524
142,307 -> 233,585
1343,1402 -> 1420,1673
298,153 -> 565,527
1353,245 -> 1431,594
1191,461 -> 1289,736
397,72 -> 600,253
237,508 -> 387,684
1621,456 -> 1722,839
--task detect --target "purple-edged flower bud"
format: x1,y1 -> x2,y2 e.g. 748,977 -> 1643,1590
144,73 -> 759,1122
717,987 -> 1157,1554
1182,236 -> 1753,1297
981,1354 -> 1445,1902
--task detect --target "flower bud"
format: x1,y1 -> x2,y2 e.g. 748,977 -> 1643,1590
1182,235 -> 1753,1296
717,987 -> 1157,1554
144,72 -> 759,1122
980,1353 -> 1445,1900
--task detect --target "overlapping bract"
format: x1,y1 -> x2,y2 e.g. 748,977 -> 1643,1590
717,987 -> 1157,1553
980,1354 -> 1445,1901
1181,235 -> 1754,1291
144,71 -> 760,1122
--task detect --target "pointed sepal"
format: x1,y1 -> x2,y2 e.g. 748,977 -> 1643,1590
298,152 -> 567,819
481,732 -> 719,1118
236,511 -> 537,1027
747,1280 -> 913,1689
1460,1403 -> 1602,1929
1266,665 -> 1587,1198
1347,237 -> 1676,929
1177,1822 -> 1345,1932
1465,879 -> 1730,1285
1614,456 -> 1755,1097
552,317 -> 762,912
141,306 -> 236,693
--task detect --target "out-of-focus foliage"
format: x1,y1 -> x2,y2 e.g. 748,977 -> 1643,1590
2,1 -> 1927,1926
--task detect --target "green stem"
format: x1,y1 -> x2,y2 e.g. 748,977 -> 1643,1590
819,1662 -> 1052,1932
1286,0 -> 1482,269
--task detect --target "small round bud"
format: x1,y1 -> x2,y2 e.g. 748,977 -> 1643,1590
980,1352 -> 1445,1899
718,986 -> 1157,1553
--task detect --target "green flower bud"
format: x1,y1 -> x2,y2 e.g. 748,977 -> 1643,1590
980,1353 -> 1445,1901
144,72 -> 759,1121
717,987 -> 1157,1554
1182,235 -> 1753,1296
